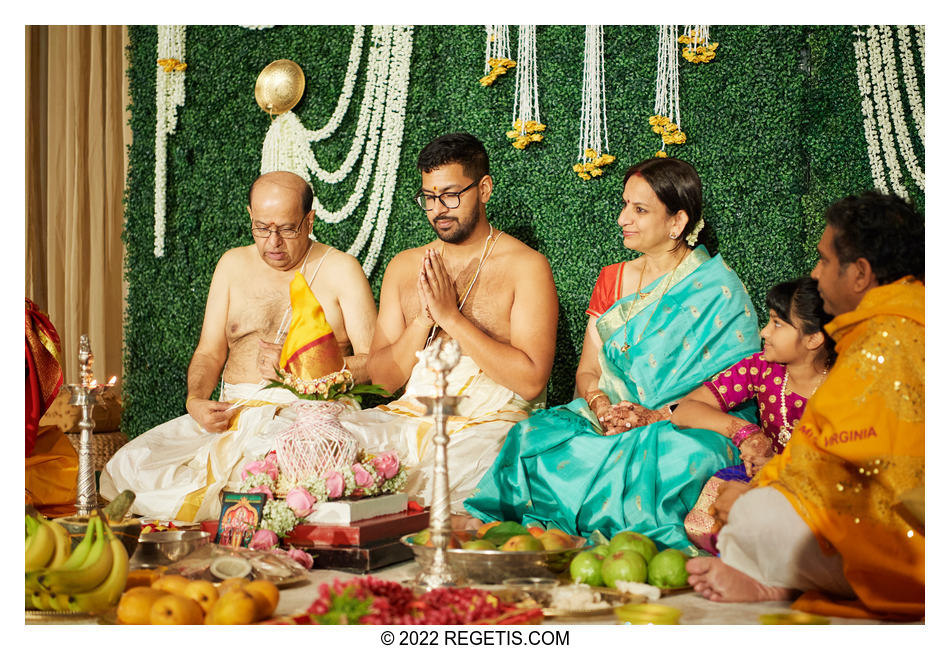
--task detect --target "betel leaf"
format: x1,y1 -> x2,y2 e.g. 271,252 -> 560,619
481,521 -> 530,546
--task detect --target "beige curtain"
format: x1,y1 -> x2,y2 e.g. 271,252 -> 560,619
26,25 -> 131,386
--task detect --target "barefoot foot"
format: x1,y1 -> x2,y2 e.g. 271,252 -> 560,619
686,557 -> 795,602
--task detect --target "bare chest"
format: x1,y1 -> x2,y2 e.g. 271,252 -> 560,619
402,260 -> 514,342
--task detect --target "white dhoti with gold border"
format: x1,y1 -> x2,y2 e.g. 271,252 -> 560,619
339,355 -> 535,513
99,384 -> 301,522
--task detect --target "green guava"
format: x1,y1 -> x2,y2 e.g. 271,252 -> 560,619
647,548 -> 689,589
569,550 -> 605,586
601,549 -> 648,588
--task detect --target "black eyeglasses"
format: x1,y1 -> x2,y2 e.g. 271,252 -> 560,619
414,181 -> 478,211
250,212 -> 308,239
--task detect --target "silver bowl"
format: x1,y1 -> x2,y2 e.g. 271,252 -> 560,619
132,530 -> 211,567
401,531 -> 590,584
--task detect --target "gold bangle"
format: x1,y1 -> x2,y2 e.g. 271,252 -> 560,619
186,395 -> 201,406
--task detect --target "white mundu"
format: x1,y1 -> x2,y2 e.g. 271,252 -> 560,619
339,353 -> 540,513
100,383 -> 301,522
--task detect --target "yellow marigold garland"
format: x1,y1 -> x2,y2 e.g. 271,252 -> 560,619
479,57 -> 516,86
507,119 -> 545,150
158,57 -> 187,72
678,31 -> 718,63
572,148 -> 616,180
649,114 -> 686,146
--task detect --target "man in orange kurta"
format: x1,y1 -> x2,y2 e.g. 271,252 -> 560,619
686,192 -> 924,621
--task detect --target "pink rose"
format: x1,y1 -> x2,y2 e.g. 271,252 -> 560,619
248,485 -> 274,500
241,460 -> 266,481
286,486 -> 316,518
371,452 -> 400,480
325,471 -> 345,499
262,453 -> 280,482
352,463 -> 374,489
248,529 -> 279,550
286,547 -> 314,570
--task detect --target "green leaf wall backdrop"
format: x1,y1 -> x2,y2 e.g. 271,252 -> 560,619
122,25 -> 924,438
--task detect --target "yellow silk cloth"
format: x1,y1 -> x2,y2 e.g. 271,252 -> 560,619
278,272 -> 344,381
26,425 -> 78,518
755,277 -> 924,620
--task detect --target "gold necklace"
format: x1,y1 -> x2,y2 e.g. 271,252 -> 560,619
619,248 -> 687,356
778,363 -> 829,445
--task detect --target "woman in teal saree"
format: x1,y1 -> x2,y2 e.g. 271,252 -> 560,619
463,158 -> 761,551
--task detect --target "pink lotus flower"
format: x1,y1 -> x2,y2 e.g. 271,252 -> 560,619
286,486 -> 316,518
352,463 -> 374,488
287,547 -> 314,570
371,452 -> 400,480
262,452 -> 280,481
249,484 -> 274,500
249,529 -> 279,550
325,471 -> 345,499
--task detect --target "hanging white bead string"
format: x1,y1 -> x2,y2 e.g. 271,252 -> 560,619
508,25 -> 545,149
485,25 -> 512,71
480,25 -> 515,86
679,25 -> 718,63
572,25 -> 615,180
153,25 -> 187,258
650,25 -> 685,155
578,25 -> 608,160
259,25 -> 413,276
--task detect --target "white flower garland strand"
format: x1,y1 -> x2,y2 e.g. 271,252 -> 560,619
896,25 -> 925,147
512,25 -> 541,135
577,25 -> 609,161
260,26 -> 368,187
259,25 -> 412,276
154,25 -> 187,258
866,26 -> 907,197
853,32 -> 889,193
653,25 -> 681,154
854,25 -> 925,198
877,26 -> 924,190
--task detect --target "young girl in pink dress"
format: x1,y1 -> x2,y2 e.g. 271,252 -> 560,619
671,277 -> 836,554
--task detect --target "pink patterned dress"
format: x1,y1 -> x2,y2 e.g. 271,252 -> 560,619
684,352 -> 810,553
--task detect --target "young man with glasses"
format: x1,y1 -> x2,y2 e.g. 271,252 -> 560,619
338,132 -> 559,516
100,170 -> 377,521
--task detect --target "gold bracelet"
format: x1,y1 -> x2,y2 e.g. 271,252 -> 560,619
186,395 -> 201,407
586,391 -> 609,409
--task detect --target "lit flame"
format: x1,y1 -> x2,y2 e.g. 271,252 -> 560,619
88,379 -> 98,388
108,376 -> 117,386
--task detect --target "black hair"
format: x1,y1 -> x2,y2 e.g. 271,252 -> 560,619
247,172 -> 313,216
823,191 -> 924,284
416,132 -> 490,182
766,277 -> 837,365
623,157 -> 710,250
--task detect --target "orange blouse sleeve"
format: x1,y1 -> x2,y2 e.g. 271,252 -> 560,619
586,262 -> 624,318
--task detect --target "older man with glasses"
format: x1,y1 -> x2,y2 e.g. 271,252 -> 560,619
100,170 -> 377,521
337,132 -> 559,517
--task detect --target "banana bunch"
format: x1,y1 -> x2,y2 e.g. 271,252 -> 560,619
26,513 -> 129,614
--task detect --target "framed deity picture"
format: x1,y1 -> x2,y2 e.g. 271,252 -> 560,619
215,491 -> 268,548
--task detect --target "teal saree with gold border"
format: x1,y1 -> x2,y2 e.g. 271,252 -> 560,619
464,247 -> 761,550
